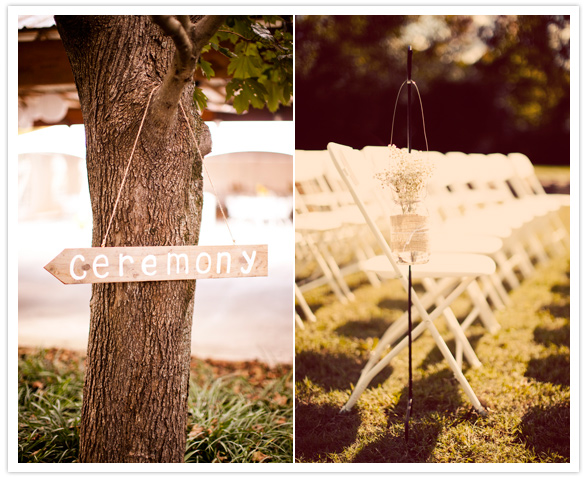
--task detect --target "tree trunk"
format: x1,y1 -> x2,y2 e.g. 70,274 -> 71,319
55,15 -> 213,463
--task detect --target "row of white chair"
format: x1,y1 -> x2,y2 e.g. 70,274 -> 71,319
294,143 -> 569,413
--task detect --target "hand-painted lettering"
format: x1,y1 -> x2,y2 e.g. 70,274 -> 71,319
93,254 -> 109,279
216,251 -> 231,274
141,255 -> 156,276
119,254 -> 134,276
168,253 -> 189,275
70,254 -> 87,280
47,245 -> 267,284
241,250 -> 256,274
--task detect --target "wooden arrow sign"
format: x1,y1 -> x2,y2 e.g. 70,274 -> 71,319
44,244 -> 268,284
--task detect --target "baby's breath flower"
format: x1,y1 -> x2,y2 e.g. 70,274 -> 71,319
374,144 -> 434,203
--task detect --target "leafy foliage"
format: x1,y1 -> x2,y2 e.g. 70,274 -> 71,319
18,349 -> 83,463
185,364 -> 293,463
18,349 -> 293,463
197,15 -> 293,114
295,15 -> 571,165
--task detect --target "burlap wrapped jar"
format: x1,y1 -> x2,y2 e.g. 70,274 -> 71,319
389,195 -> 430,265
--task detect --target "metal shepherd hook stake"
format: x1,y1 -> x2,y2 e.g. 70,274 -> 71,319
405,45 -> 414,445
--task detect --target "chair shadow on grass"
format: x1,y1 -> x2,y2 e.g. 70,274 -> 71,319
295,401 -> 361,462
296,347 -> 488,462
516,401 -> 570,461
296,302 -> 490,462
296,307 -> 400,391
352,368 -> 471,463
525,352 -> 570,387
295,349 -> 392,392
335,317 -> 395,340
334,296 -> 408,340
533,319 -> 570,348
526,312 -> 570,387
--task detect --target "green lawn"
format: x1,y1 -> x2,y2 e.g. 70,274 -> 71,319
18,349 -> 293,463
295,253 -> 571,463
534,165 -> 570,184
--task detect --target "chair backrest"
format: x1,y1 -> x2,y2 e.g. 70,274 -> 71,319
508,152 -> 547,196
295,149 -> 337,212
327,142 -> 403,280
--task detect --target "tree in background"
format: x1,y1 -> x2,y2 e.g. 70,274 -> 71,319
295,15 -> 570,165
54,14 -> 292,463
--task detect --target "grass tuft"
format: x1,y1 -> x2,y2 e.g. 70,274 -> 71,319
18,349 -> 83,463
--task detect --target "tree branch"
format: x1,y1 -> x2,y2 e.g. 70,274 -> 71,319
192,15 -> 226,52
148,15 -> 225,139
151,15 -> 195,81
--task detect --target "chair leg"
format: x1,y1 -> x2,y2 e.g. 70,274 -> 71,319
343,278 -> 483,412
295,313 -> 305,329
342,316 -> 486,415
466,280 -> 501,335
302,232 -> 348,303
512,240 -> 535,278
342,320 -> 430,413
442,307 -> 482,369
316,241 -> 356,301
494,249 -> 520,291
426,321 -> 486,414
361,277 -> 463,379
480,274 -> 505,310
295,284 -> 316,322
422,277 -> 483,370
489,269 -> 511,306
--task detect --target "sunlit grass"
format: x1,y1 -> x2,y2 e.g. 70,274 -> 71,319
295,253 -> 571,463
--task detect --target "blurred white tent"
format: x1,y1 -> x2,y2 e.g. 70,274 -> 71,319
17,121 -> 293,159
17,124 -> 86,158
18,121 -> 293,222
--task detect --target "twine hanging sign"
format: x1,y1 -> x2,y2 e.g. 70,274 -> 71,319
45,87 -> 269,285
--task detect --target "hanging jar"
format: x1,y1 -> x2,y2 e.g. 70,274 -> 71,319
389,188 -> 430,264
375,145 -> 434,264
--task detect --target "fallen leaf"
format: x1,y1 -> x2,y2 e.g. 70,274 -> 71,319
252,450 -> 270,462
188,425 -> 205,439
272,393 -> 288,406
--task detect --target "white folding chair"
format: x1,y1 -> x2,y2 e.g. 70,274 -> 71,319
328,142 -> 497,414
426,151 -> 536,288
355,146 -> 504,366
295,150 -> 381,308
364,146 -> 512,309
508,152 -> 569,256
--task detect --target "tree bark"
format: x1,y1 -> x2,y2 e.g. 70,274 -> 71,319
54,15 -> 220,463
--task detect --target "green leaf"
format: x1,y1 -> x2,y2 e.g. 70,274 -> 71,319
193,88 -> 208,112
198,59 -> 215,79
207,15 -> 293,114
244,78 -> 268,107
229,79 -> 269,114
244,42 -> 260,57
228,55 -> 264,79
263,81 -> 281,112
225,79 -> 239,100
233,90 -> 249,114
